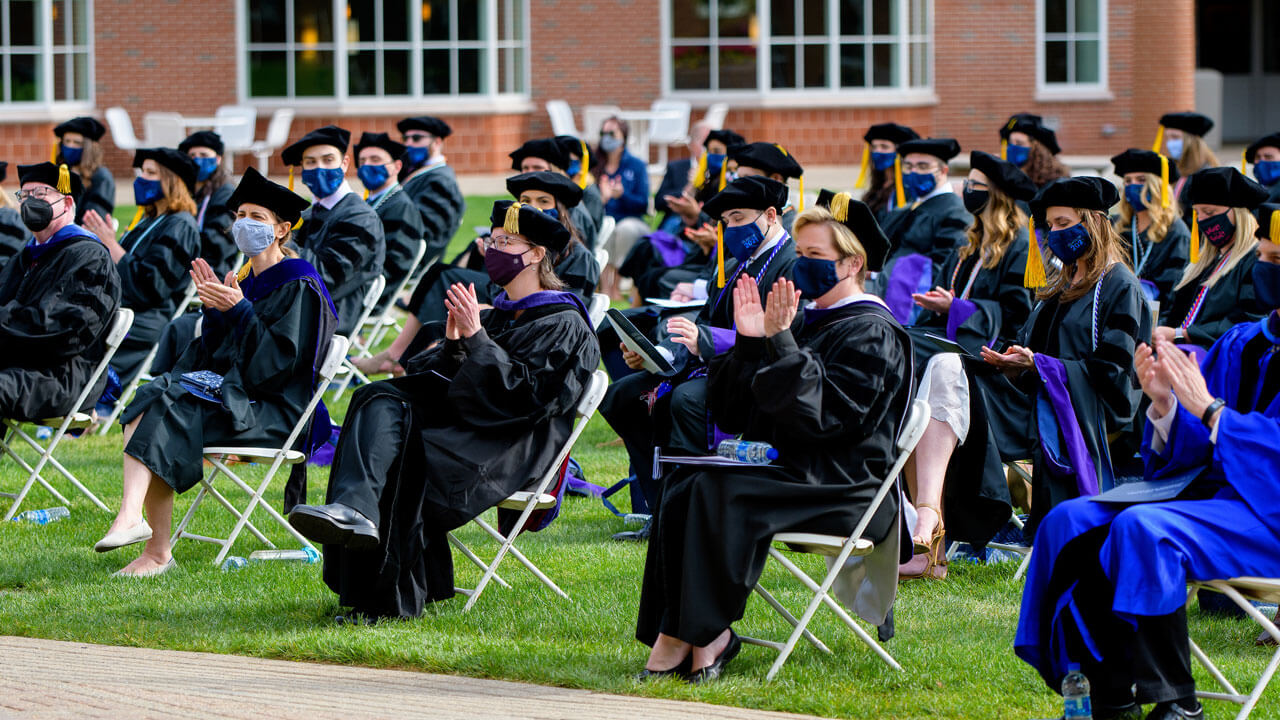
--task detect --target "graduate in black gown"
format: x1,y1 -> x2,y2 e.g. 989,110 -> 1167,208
600,176 -> 797,539
854,122 -> 918,222
635,198 -> 909,683
1156,112 -> 1219,228
281,125 -> 385,338
181,131 -> 238,277
354,132 -> 426,307
1245,131 -> 1280,203
0,162 -> 120,420
1110,149 -> 1190,309
53,117 -> 114,225
508,137 -> 600,249
980,177 -> 1152,536
288,201 -> 600,620
397,116 -> 466,269
0,162 -> 33,264
998,113 -> 1069,190
557,135 -> 606,229
728,142 -> 804,232
1156,167 -> 1266,351
875,138 -> 972,325
80,148 -> 201,386
95,167 -> 336,577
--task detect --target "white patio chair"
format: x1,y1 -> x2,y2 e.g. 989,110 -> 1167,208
595,216 -> 616,256
1188,577 -> 1280,720
1,308 -> 134,520
142,112 -> 186,148
104,107 -> 141,152
325,275 -> 387,400
214,105 -> 258,172
701,103 -> 729,130
449,369 -> 608,611
355,240 -> 428,359
170,335 -> 349,565
250,109 -> 295,173
648,99 -> 692,170
582,105 -> 622,145
545,100 -> 580,137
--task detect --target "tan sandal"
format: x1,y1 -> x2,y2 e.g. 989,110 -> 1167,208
902,504 -> 947,580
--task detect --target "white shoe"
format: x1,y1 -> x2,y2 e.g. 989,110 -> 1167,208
94,520 -> 152,553
111,557 -> 175,578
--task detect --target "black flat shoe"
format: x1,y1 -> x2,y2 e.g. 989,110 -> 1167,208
687,630 -> 741,684
1145,700 -> 1203,720
634,652 -> 692,681
289,503 -> 379,549
612,517 -> 652,542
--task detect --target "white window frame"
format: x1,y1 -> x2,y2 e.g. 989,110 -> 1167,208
0,0 -> 94,121
1035,0 -> 1112,102
659,0 -> 937,108
236,0 -> 532,115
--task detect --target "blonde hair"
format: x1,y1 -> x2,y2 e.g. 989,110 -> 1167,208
961,187 -> 1025,270
1177,135 -> 1219,178
1112,173 -> 1181,244
793,206 -> 869,282
147,165 -> 199,218
1175,206 -> 1257,292
1040,209 -> 1128,303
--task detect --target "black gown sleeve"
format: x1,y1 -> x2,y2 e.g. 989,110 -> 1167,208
78,167 -> 116,222
379,192 -> 426,290
217,283 -> 320,393
1184,254 -> 1264,347
200,183 -> 238,276
0,243 -> 119,363
707,333 -> 768,434
295,205 -> 384,301
1146,220 -> 1191,306
409,169 -> 466,263
0,208 -> 31,266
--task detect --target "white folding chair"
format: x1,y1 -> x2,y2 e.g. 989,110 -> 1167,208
596,216 -> 616,256
355,240 -> 428,359
1187,577 -> 1280,720
588,293 -> 610,329
1,308 -> 134,520
701,103 -> 729,130
214,105 -> 258,172
170,335 -> 349,565
250,109 -> 295,173
142,112 -> 186,148
326,275 -> 387,399
582,105 -> 621,144
104,107 -> 141,152
449,369 -> 608,611
742,399 -> 929,679
648,99 -> 692,170
545,100 -> 580,137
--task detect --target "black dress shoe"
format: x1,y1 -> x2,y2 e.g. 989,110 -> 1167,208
1145,700 -> 1203,720
634,652 -> 692,681
289,503 -> 379,549
612,517 -> 652,542
687,630 -> 742,684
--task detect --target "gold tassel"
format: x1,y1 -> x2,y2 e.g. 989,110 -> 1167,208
503,202 -> 523,235
854,145 -> 870,189
1001,138 -> 1008,162
1271,209 -> 1280,242
56,164 -> 71,195
1152,125 -> 1165,153
293,218 -> 304,231
1189,213 -> 1200,264
363,188 -> 370,200
893,154 -> 906,209
694,152 -> 707,190
797,174 -> 805,211
236,260 -> 253,282
1024,216 -> 1047,288
577,140 -> 591,189
1160,155 -> 1170,208
125,206 -> 145,232
717,158 -> 727,191
716,223 -> 725,288
50,142 -> 58,163
1242,148 -> 1249,173
288,167 -> 295,192
830,191 -> 851,223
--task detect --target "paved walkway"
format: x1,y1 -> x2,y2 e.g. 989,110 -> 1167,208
0,636 -> 831,720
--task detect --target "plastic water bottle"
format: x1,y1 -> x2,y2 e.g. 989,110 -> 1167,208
1062,663 -> 1092,719
716,440 -> 779,464
35,426 -> 53,440
220,556 -> 248,572
12,506 -> 70,525
248,547 -> 321,564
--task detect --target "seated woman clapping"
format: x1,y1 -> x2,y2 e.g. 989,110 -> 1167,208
288,200 -> 600,621
94,167 -> 337,576
636,199 -> 910,682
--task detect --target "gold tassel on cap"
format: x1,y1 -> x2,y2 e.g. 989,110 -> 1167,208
288,167 -> 295,192
292,218 -> 304,231
717,158 -> 727,191
503,201 -> 523,235
694,152 -> 708,190
50,142 -> 58,163
893,155 -> 906,209
830,191 -> 851,224
797,174 -> 805,211
1271,209 -> 1280,242
854,145 -> 870,189
1152,125 -> 1165,153
125,206 -> 145,232
1242,149 -> 1249,173
56,164 -> 71,195
716,223 -> 725,288
1000,139 -> 1008,162
578,140 -> 590,189
1189,213 -> 1200,264
1159,155 -> 1171,208
1024,216 -> 1047,288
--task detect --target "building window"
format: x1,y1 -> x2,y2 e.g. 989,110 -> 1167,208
243,0 -> 528,101
666,0 -> 931,96
0,0 -> 92,105
1038,0 -> 1106,89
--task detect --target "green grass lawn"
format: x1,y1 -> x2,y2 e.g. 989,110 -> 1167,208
0,201 -> 1263,718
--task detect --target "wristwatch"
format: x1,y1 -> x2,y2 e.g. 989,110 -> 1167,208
1201,397 -> 1226,428
1173,327 -> 1185,341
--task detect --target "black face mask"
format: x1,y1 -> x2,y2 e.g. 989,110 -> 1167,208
20,197 -> 63,232
962,188 -> 989,214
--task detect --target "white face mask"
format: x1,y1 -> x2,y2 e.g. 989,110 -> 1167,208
232,218 -> 277,257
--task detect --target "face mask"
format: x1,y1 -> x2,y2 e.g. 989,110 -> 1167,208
1046,222 -> 1092,263
1253,259 -> 1280,311
567,159 -> 581,177
60,144 -> 82,165
231,217 -> 277,258
1165,138 -> 1184,160
600,135 -> 622,153
792,256 -> 846,299
962,188 -> 989,214
721,213 -> 767,262
357,163 -> 390,191
541,207 -> 560,220
193,157 -> 219,182
404,146 -> 429,167
20,196 -> 66,232
1255,160 -> 1280,187
871,151 -> 897,172
1005,144 -> 1031,167
903,172 -> 937,200
1124,184 -> 1146,210
301,167 -> 344,198
1199,211 -> 1235,248
705,153 -> 725,172
133,177 -> 163,206
484,247 -> 531,286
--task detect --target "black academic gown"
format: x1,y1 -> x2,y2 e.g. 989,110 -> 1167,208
292,191 -> 385,337
571,205 -> 600,251
1162,249 -> 1263,348
197,183 -> 238,277
75,167 -> 115,225
111,212 -> 201,383
0,207 -> 32,266
1119,218 -> 1191,309
582,184 -> 606,228
875,192 -> 972,304
120,260 -> 337,493
371,184 -> 426,307
320,299 -> 601,619
402,164 -> 465,268
0,232 -> 120,420
636,300 -> 912,647
1014,264 -> 1152,535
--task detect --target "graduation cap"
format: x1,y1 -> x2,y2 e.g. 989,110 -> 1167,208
17,162 -> 83,207
1028,177 -> 1120,288
178,131 -> 224,156
280,125 -> 351,190
970,151 -> 1037,202
897,137 -> 961,163
0,161 -> 7,185
397,116 -> 452,139
555,135 -> 591,190
509,138 -> 570,172
53,116 -> 105,142
816,189 -> 890,272
506,171 -> 583,209
133,147 -> 199,193
1153,111 -> 1214,153
353,132 -> 406,162
1184,167 -> 1269,263
1253,203 -> 1280,242
705,129 -> 746,150
1110,149 -> 1177,209
1244,132 -> 1280,168
490,200 -> 571,254
999,113 -> 1061,157
730,142 -> 805,213
703,175 -> 790,287
855,123 -> 919,190
228,166 -> 311,226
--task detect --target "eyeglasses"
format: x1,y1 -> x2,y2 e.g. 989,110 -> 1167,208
14,188 -> 64,202
901,162 -> 939,173
962,179 -> 989,192
403,133 -> 433,143
482,235 -> 529,252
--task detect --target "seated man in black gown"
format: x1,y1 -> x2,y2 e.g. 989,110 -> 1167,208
288,200 -> 600,621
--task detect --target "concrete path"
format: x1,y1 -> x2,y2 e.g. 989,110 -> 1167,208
0,636 -> 832,720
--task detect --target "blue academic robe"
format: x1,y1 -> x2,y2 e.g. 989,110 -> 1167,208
1014,316 -> 1280,691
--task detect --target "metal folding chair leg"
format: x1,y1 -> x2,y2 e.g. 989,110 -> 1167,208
2,419 -> 111,520
740,583 -> 831,654
1189,582 -> 1280,719
464,514 -> 568,612
447,533 -> 512,592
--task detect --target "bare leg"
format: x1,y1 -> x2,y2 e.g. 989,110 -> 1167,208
690,628 -> 731,671
116,477 -> 174,574
899,419 -> 957,579
104,416 -> 149,535
386,316 -> 421,361
645,632 -> 692,671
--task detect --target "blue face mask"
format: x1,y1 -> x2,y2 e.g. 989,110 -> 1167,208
357,163 -> 391,192
232,218 -> 277,258
871,151 -> 897,172
1255,160 -> 1280,187
133,176 -> 163,206
1165,137 -> 1184,160
193,156 -> 218,182
404,146 -> 429,167
721,213 -> 767,262
567,159 -> 581,177
705,153 -> 725,173
903,172 -> 937,200
1124,184 -> 1146,210
1046,222 -> 1092,263
1254,259 -> 1280,311
60,144 -> 83,165
542,207 -> 560,220
301,167 -> 344,198
1006,144 -> 1031,167
792,256 -> 845,299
